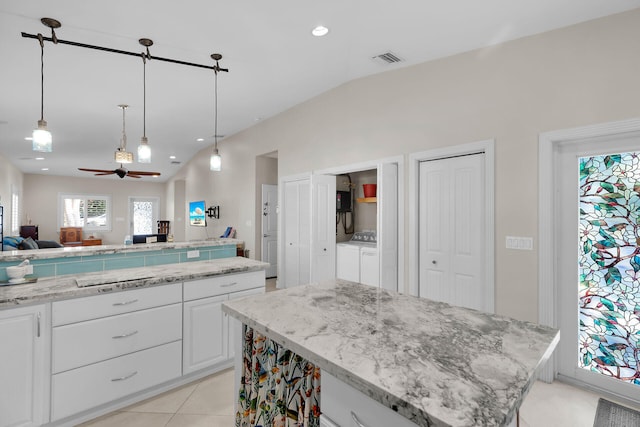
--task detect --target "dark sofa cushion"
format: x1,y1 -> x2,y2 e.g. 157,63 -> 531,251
18,236 -> 38,250
36,240 -> 63,249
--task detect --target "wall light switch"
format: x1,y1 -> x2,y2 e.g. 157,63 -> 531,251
187,250 -> 200,259
506,236 -> 534,250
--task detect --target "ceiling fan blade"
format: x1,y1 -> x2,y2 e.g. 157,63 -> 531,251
94,172 -> 115,176
78,168 -> 114,173
127,170 -> 161,176
126,174 -> 142,178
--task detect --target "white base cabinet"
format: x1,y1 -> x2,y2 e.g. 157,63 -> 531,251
0,304 -> 49,427
183,271 -> 265,375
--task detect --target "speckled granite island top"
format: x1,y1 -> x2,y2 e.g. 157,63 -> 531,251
0,257 -> 267,308
222,281 -> 559,427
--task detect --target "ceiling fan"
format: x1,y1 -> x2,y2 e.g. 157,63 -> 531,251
78,165 -> 160,179
78,104 -> 160,179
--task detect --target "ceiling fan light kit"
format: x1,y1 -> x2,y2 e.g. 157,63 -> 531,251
23,17 -> 229,175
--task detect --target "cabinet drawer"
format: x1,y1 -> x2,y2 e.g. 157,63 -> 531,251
52,282 -> 182,326
184,270 -> 265,301
322,371 -> 417,427
52,303 -> 182,374
51,340 -> 182,421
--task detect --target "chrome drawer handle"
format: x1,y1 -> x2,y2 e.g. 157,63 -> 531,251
112,330 -> 139,339
111,371 -> 138,382
351,411 -> 369,427
221,282 -> 238,288
112,299 -> 139,306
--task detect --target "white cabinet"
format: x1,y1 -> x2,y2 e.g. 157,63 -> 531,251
0,304 -> 49,427
336,244 -> 360,282
183,271 -> 265,375
321,371 -> 417,427
359,247 -> 379,287
50,283 -> 182,422
183,294 -> 228,374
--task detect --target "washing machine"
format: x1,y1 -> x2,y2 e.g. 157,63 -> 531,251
336,231 -> 378,286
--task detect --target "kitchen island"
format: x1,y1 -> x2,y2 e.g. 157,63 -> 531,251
222,280 -> 560,427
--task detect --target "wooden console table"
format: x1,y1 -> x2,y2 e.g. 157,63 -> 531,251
81,239 -> 102,246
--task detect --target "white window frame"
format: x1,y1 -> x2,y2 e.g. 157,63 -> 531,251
58,193 -> 112,232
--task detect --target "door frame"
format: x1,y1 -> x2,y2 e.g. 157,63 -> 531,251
315,155 -> 405,292
408,139 -> 495,313
538,118 -> 640,383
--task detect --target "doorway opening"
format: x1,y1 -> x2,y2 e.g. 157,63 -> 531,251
256,151 -> 278,279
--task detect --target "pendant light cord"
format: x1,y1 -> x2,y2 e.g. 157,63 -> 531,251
214,61 -> 218,150
121,106 -> 127,149
37,33 -> 45,121
142,55 -> 147,138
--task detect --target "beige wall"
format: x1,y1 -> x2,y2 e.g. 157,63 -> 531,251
23,174 -> 165,244
168,9 -> 640,322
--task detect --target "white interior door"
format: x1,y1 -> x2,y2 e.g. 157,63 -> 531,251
261,184 -> 278,278
283,178 -> 311,288
311,174 -> 336,283
418,154 -> 486,311
378,163 -> 398,292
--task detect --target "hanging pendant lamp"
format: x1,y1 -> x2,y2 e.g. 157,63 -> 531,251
114,104 -> 133,163
32,18 -> 60,152
137,38 -> 152,163
209,53 -> 223,172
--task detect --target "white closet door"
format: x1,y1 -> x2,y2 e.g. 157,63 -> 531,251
419,154 -> 486,311
378,163 -> 398,292
283,178 -> 311,288
311,174 -> 336,283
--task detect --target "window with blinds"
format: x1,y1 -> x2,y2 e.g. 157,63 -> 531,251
59,194 -> 111,231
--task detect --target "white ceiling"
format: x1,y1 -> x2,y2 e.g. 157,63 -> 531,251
1,1 -> 639,181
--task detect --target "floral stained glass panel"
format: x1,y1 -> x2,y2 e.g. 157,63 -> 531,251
579,152 -> 640,385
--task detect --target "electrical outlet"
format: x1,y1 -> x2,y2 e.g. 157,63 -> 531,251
187,250 -> 200,259
506,236 -> 534,250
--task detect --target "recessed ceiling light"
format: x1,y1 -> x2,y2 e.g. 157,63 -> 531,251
196,138 -> 204,142
312,26 -> 329,37
35,157 -> 45,160
41,167 -> 49,171
169,155 -> 176,159
24,137 -> 33,141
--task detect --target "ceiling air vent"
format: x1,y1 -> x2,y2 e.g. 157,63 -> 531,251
372,51 -> 403,65
170,160 -> 181,165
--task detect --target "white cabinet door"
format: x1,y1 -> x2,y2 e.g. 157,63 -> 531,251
183,295 -> 228,375
311,174 -> 336,283
360,248 -> 379,287
0,304 -> 48,427
336,244 -> 359,282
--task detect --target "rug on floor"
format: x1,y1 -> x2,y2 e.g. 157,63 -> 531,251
593,398 -> 640,427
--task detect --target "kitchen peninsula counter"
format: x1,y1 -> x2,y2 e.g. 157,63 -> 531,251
222,280 -> 560,427
0,238 -> 241,262
0,256 -> 267,308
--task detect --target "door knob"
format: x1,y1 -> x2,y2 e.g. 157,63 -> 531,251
264,234 -> 268,238
432,260 -> 437,265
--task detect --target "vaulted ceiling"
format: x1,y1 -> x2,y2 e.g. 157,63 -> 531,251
1,1 -> 638,181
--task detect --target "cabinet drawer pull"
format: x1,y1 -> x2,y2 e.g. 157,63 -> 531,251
111,371 -> 138,382
112,299 -> 139,306
112,330 -> 139,339
220,282 -> 238,288
351,411 -> 369,427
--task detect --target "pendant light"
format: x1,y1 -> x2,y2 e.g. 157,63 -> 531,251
209,53 -> 223,172
114,104 -> 133,163
137,38 -> 152,163
32,18 -> 60,152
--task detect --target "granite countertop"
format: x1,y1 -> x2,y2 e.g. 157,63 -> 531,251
0,256 -> 268,308
222,281 -> 560,427
0,238 -> 241,262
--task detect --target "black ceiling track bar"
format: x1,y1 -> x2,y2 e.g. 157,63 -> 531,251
21,32 -> 229,72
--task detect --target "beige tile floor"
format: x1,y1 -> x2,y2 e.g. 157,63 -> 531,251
81,367 -> 611,427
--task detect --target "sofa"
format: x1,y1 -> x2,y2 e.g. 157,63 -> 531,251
3,236 -> 63,250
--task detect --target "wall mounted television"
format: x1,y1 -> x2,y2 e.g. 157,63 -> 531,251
189,200 -> 206,227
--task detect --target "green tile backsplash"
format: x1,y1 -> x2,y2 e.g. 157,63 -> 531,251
0,244 -> 237,282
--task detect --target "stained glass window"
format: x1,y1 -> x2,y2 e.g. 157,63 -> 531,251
579,152 -> 640,385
